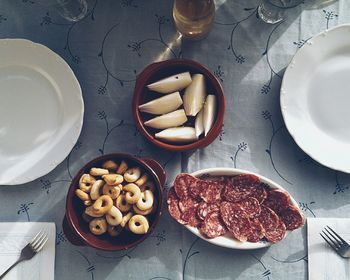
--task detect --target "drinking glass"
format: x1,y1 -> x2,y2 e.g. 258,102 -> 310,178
173,0 -> 215,40
36,0 -> 88,22
257,0 -> 303,24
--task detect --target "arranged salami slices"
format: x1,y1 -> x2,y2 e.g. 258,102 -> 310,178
199,181 -> 224,203
167,188 -> 186,225
223,174 -> 267,203
263,189 -> 292,214
258,206 -> 286,243
167,172 -> 305,244
200,212 -> 227,239
174,173 -> 197,200
279,206 -> 305,230
197,202 -> 220,220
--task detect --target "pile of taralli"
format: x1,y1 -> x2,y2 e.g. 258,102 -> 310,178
75,160 -> 156,237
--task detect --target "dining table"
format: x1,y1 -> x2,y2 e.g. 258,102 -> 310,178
1,0 -> 350,279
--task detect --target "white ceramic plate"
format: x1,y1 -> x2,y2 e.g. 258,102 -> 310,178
281,24 -> 350,173
0,39 -> 84,185
186,168 -> 300,250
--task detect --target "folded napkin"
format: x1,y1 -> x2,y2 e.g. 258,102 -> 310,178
0,223 -> 55,280
308,218 -> 350,280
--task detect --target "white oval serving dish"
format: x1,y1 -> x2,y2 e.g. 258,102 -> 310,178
185,168 -> 300,250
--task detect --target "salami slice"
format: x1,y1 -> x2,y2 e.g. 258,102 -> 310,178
223,174 -> 261,203
263,189 -> 292,214
167,188 -> 186,224
199,181 -> 224,203
240,197 -> 261,218
279,206 -> 305,230
181,207 -> 201,227
246,218 -> 265,243
200,175 -> 228,183
249,183 -> 268,204
200,212 -> 227,239
197,202 -> 220,220
258,205 -> 286,243
174,173 -> 197,200
220,201 -> 251,242
167,187 -> 178,203
188,180 -> 202,200
179,197 -> 199,213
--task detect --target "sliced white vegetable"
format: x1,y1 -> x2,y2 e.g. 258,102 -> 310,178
155,127 -> 197,143
147,72 -> 192,94
144,109 -> 187,129
203,94 -> 217,136
183,74 -> 206,116
195,109 -> 204,138
138,92 -> 183,115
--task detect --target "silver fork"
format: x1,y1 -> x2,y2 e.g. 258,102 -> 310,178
0,231 -> 48,279
320,226 -> 350,258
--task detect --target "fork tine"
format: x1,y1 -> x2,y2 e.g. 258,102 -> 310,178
31,232 -> 46,249
326,226 -> 347,244
320,232 -> 338,251
30,230 -> 43,244
34,236 -> 48,252
32,233 -> 47,251
322,230 -> 340,249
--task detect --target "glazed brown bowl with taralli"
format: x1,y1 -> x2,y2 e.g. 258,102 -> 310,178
64,153 -> 166,251
132,59 -> 225,152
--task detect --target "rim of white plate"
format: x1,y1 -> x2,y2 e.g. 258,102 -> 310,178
0,39 -> 84,185
281,24 -> 350,173
183,167 -> 300,250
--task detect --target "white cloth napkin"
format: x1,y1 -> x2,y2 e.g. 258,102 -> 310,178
308,218 -> 350,280
0,223 -> 55,280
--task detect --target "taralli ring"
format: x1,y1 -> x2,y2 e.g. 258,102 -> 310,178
133,204 -> 153,215
123,183 -> 141,204
75,189 -> 90,201
93,195 -> 113,215
103,184 -> 121,200
79,174 -> 96,192
89,218 -> 107,235
106,206 -> 123,226
128,215 -> 149,234
90,167 -> 109,177
136,190 -> 154,211
135,174 -> 148,186
85,206 -> 104,217
102,174 -> 124,185
90,180 -> 105,200
83,200 -> 93,206
102,160 -> 118,172
120,212 -> 133,228
140,181 -> 155,193
116,160 -> 128,175
107,225 -> 122,237
124,167 -> 142,183
116,194 -> 132,212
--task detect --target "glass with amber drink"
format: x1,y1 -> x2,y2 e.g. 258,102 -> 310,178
173,0 -> 215,40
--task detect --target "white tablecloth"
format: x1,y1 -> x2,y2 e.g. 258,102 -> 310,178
0,0 -> 349,279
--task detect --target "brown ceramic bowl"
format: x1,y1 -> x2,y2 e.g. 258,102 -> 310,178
63,153 -> 166,251
132,59 -> 226,152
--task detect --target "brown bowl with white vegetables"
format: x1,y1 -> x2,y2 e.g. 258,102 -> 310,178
132,59 -> 226,151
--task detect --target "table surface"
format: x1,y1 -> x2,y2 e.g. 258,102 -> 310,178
1,0 -> 350,279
